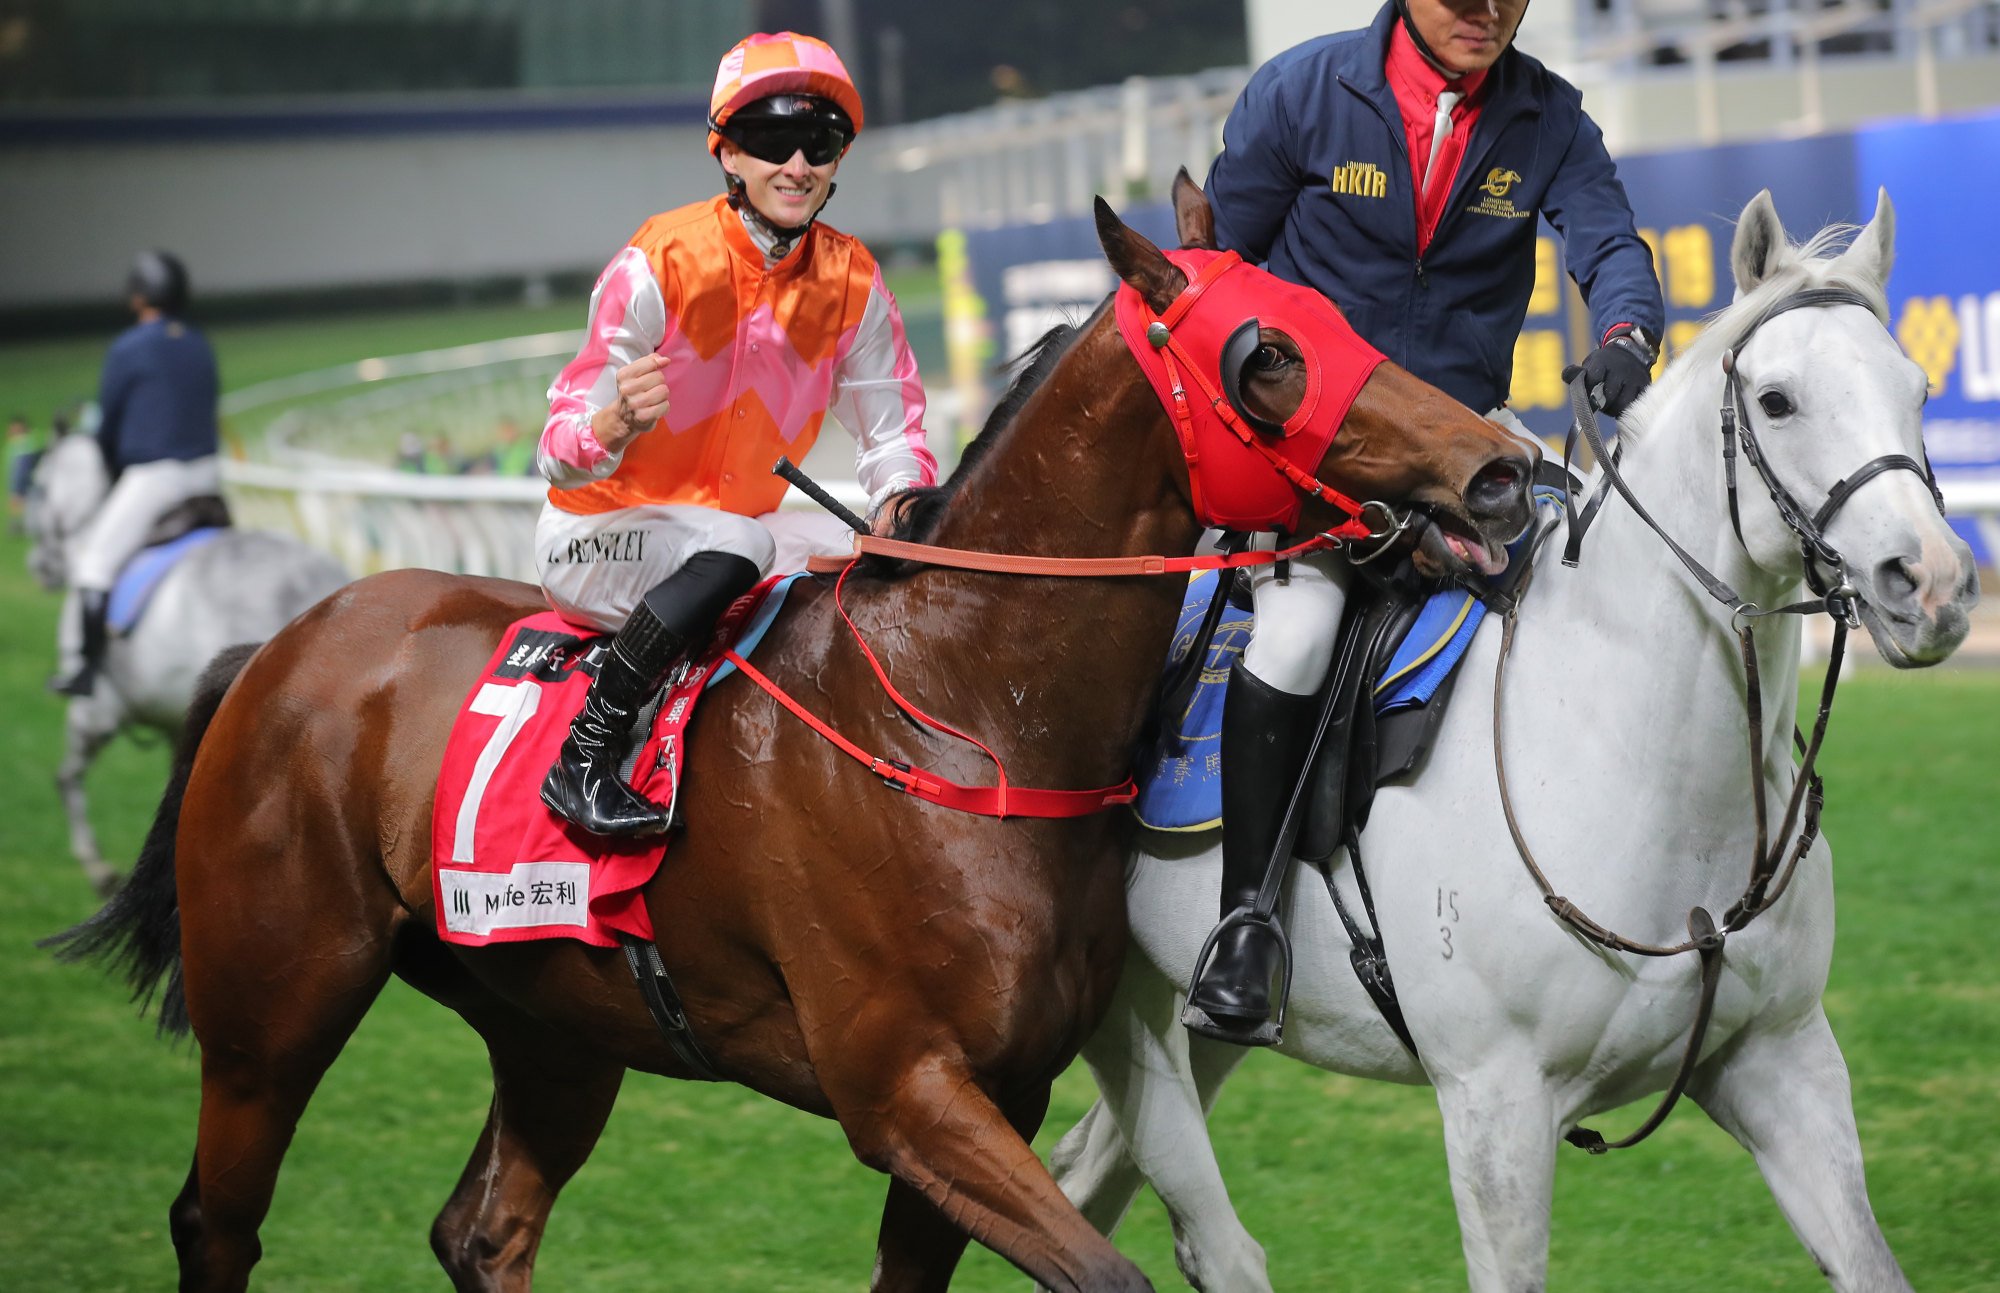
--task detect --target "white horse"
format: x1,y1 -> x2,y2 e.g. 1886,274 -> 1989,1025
1049,189 -> 1980,1292
25,432 -> 349,895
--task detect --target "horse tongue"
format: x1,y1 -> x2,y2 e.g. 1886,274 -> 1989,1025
1445,529 -> 1510,576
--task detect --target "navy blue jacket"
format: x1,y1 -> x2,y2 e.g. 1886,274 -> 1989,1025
1206,3 -> 1664,412
95,316 -> 220,476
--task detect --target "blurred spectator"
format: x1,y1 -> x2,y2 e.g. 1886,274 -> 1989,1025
396,431 -> 425,472
421,433 -> 464,475
492,416 -> 535,477
6,413 -> 39,528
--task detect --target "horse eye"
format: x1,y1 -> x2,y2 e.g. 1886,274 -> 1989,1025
1250,344 -> 1288,372
1757,390 -> 1793,418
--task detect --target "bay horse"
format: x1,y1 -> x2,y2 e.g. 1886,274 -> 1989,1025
55,178 -> 1532,1292
1047,190 -> 1980,1291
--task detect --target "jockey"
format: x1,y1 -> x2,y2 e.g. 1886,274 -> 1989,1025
53,250 -> 221,698
536,31 -> 938,839
1185,0 -> 1666,1043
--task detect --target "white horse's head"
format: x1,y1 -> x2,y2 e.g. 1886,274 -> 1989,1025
24,431 -> 111,592
1707,188 -> 1979,667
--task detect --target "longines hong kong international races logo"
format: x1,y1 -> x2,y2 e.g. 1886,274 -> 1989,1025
1896,296 -> 1959,395
1468,166 -> 1532,220
1329,160 -> 1388,199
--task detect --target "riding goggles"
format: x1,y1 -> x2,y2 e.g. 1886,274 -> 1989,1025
721,119 -> 852,167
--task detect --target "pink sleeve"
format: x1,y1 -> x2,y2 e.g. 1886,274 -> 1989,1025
538,247 -> 668,489
830,265 -> 939,512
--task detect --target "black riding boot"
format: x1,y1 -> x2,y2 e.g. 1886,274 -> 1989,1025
1184,662 -> 1320,1045
541,550 -> 761,838
50,589 -> 110,698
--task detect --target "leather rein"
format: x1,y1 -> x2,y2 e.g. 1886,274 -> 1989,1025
1493,285 -> 1947,1153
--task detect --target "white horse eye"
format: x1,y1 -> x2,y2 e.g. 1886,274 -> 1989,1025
1757,390 -> 1794,418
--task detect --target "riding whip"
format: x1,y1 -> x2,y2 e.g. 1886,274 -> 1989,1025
772,456 -> 869,534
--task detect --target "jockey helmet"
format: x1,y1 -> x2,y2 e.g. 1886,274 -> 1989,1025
707,32 -> 863,162
127,249 -> 190,315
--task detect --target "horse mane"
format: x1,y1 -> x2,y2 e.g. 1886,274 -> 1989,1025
859,318 -> 1087,572
1619,223 -> 1888,445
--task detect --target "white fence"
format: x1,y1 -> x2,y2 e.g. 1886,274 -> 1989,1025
220,335 -> 877,583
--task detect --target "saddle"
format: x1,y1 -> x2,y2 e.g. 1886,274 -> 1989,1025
142,493 -> 232,547
429,573 -> 806,950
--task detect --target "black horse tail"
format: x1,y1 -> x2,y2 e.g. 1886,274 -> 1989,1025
41,641 -> 260,1039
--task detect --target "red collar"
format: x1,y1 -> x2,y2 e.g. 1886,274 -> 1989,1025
1386,23 -> 1486,123
1113,249 -> 1385,533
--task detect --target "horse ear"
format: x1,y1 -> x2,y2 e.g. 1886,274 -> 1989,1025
1094,195 -> 1186,314
1839,187 -> 1896,292
1730,190 -> 1788,295
1171,168 -> 1217,250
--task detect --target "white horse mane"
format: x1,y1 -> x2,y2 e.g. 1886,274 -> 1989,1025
1618,222 -> 1889,445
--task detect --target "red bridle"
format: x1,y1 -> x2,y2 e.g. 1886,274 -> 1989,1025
1113,248 -> 1387,535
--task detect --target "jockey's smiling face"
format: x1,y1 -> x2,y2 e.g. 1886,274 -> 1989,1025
1407,0 -> 1529,73
719,140 -> 839,232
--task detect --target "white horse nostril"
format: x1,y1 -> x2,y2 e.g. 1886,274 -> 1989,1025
1876,556 -> 1921,605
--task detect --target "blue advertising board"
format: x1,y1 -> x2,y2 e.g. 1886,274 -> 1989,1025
941,108 -> 2000,524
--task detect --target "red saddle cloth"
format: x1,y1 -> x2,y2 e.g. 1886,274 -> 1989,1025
430,576 -> 794,948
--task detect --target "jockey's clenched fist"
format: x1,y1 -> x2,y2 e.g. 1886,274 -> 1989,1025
593,353 -> 671,451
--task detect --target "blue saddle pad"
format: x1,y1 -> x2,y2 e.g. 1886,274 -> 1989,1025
1132,575 -> 1485,831
108,527 -> 226,633
1131,570 -> 1254,832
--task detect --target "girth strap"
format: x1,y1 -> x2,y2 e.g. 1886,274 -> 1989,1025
620,934 -> 723,1082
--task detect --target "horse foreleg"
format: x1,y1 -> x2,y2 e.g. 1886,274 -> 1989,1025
832,1052 -> 1151,1293
874,1086 -> 1049,1293
430,1027 -> 625,1292
1690,1009 -> 1912,1292
1055,948 -> 1264,1293
1433,1071 -> 1559,1293
58,700 -> 118,896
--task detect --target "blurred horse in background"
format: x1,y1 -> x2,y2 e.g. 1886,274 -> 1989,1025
24,431 -> 348,895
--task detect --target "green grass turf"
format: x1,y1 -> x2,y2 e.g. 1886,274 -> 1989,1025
1,304 -> 1994,1288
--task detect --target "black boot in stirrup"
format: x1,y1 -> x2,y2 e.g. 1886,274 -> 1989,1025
541,599 -> 687,839
1184,663 -> 1320,1046
50,589 -> 111,698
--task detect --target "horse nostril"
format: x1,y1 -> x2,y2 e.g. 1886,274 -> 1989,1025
1876,555 -> 1921,604
1467,456 -> 1531,516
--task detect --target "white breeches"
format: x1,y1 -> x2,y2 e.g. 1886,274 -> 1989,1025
1240,534 -> 1353,696
70,455 -> 221,592
536,501 -> 852,632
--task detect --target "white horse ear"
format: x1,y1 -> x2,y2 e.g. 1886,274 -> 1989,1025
1730,190 -> 1787,296
1839,187 -> 1896,292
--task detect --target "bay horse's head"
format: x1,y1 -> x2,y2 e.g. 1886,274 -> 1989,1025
1095,172 -> 1536,578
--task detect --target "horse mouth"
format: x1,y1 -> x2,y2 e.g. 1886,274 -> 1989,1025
1855,597 -> 1971,670
1412,509 -> 1510,579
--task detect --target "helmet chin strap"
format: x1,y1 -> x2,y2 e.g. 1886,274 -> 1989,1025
1392,0 -> 1525,79
724,171 -> 837,252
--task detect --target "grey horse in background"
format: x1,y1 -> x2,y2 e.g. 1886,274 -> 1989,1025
25,432 -> 349,895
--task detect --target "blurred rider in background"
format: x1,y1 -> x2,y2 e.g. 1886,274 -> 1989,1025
1184,0 -> 1666,1042
52,251 -> 221,698
535,31 -> 937,839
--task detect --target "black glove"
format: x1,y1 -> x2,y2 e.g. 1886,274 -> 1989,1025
1561,328 -> 1656,417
